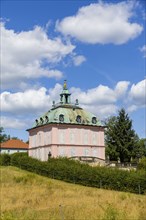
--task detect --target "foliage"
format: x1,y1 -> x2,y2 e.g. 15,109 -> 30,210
1,166 -> 145,220
132,139 -> 146,160
11,137 -> 19,140
0,127 -> 10,143
105,109 -> 140,163
102,204 -> 119,220
137,157 -> 146,170
105,116 -> 119,161
0,127 -> 21,143
0,154 -> 11,166
2,153 -> 145,194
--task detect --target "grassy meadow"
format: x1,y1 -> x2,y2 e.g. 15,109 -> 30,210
0,166 -> 146,220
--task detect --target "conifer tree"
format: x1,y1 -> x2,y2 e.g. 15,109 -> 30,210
105,116 -> 119,161
105,108 -> 138,163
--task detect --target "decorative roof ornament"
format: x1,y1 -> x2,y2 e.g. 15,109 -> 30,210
63,80 -> 67,90
60,80 -> 71,104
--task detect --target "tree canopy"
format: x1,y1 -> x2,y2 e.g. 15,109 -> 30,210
0,127 -> 10,143
0,127 -> 21,143
105,108 -> 145,163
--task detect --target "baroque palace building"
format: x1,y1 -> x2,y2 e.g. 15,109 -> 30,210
27,81 -> 105,162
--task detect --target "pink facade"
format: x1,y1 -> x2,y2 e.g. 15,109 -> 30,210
28,81 -> 105,162
28,124 -> 105,161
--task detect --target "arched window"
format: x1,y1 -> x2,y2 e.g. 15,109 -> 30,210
45,116 -> 49,123
40,117 -> 44,124
92,117 -> 97,124
76,115 -> 81,123
59,114 -> 64,122
65,94 -> 68,104
35,119 -> 39,125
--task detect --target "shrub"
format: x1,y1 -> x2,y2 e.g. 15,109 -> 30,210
5,153 -> 146,194
0,154 -> 11,166
137,157 -> 146,170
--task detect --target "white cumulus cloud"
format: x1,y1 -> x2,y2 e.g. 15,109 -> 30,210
115,81 -> 130,98
1,88 -> 50,114
71,81 -> 130,106
70,81 -> 130,118
128,79 -> 146,108
56,1 -> 143,44
1,80 -> 145,129
140,45 -> 146,58
1,22 -> 75,89
1,84 -> 62,115
72,55 -> 86,66
1,116 -> 28,129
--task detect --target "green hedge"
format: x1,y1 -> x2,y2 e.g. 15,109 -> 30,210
137,157 -> 146,170
0,154 -> 11,166
1,153 -> 146,194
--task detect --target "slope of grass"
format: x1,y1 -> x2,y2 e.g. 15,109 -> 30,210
0,166 -> 146,220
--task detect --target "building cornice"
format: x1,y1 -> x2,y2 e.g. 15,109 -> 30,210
27,122 -> 106,132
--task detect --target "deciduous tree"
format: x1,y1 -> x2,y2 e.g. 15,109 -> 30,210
0,127 -> 10,143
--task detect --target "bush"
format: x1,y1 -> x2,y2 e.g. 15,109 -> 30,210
0,154 -> 11,166
137,157 -> 146,170
2,153 -> 146,194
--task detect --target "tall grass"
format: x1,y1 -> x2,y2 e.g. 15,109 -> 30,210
1,166 -> 146,220
7,153 -> 146,194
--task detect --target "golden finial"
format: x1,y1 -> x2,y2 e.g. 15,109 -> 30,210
63,80 -> 67,89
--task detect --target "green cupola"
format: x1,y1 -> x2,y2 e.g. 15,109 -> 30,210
30,80 -> 103,128
60,80 -> 71,104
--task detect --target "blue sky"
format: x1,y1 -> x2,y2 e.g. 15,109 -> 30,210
1,0 -> 146,141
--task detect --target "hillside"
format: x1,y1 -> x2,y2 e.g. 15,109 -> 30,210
1,166 -> 146,220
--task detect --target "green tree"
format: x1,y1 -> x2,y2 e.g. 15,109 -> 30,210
11,137 -> 19,140
105,108 -> 138,163
137,157 -> 146,170
0,127 -> 10,143
105,116 -> 119,161
132,138 -> 146,160
0,127 -> 20,143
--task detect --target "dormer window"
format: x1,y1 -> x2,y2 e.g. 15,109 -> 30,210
76,115 -> 81,123
35,119 -> 39,125
40,117 -> 44,124
59,114 -> 64,122
45,116 -> 49,123
92,117 -> 97,124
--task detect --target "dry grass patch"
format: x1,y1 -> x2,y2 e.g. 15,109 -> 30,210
0,166 -> 146,220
